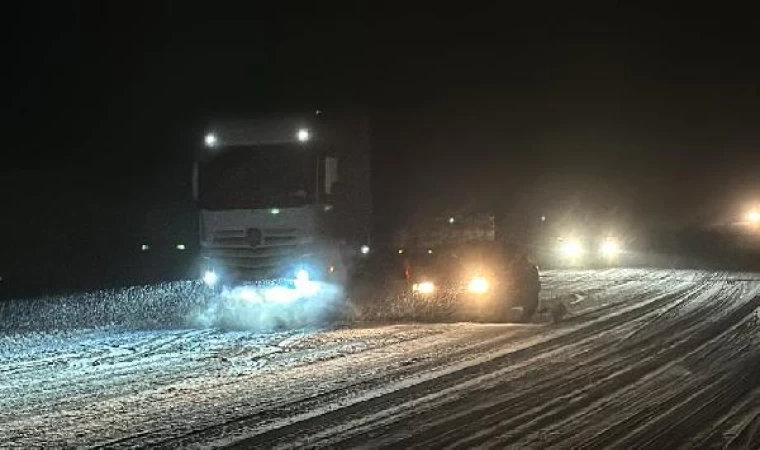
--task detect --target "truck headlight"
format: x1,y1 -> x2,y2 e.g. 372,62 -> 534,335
295,268 -> 310,282
412,281 -> 436,295
467,277 -> 489,294
203,271 -> 218,287
294,267 -> 319,296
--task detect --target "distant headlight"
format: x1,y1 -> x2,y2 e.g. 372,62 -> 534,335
204,132 -> 217,148
749,210 -> 760,225
467,277 -> 489,294
559,239 -> 585,258
599,238 -> 621,258
412,281 -> 436,295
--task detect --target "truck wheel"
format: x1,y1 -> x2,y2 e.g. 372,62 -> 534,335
494,304 -> 513,323
517,292 -> 539,323
491,285 -> 515,323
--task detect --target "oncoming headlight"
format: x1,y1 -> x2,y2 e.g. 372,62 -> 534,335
412,281 -> 436,295
748,210 -> 760,225
559,239 -> 585,258
467,277 -> 489,294
599,238 -> 621,258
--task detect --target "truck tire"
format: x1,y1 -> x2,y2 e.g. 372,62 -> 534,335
517,291 -> 539,323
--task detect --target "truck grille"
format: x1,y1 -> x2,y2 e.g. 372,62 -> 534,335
204,228 -> 313,279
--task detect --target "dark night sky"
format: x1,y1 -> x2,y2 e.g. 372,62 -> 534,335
2,3 -> 759,290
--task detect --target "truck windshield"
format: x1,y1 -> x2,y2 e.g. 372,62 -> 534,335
199,144 -> 314,210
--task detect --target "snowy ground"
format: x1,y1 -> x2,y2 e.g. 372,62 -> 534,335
2,269 -> 760,448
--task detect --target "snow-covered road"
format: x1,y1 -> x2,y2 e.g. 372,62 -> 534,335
2,269 -> 760,448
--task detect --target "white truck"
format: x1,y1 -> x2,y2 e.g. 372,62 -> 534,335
193,111 -> 372,299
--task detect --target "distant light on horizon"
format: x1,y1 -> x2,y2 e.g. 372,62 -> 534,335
204,132 -> 217,147
559,239 -> 585,258
176,244 -> 186,250
599,238 -> 621,258
297,128 -> 310,142
749,209 -> 760,225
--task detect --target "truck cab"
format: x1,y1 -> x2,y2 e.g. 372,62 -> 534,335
193,111 -> 372,297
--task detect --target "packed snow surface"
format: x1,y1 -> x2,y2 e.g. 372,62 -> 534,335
2,269 -> 760,448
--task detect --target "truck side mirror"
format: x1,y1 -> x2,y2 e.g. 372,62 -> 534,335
324,156 -> 339,195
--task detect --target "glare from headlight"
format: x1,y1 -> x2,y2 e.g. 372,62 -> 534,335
265,286 -> 299,303
599,238 -> 621,257
468,277 -> 489,294
294,268 -> 319,296
295,269 -> 310,282
560,239 -> 585,258
239,288 -> 260,302
413,281 -> 436,294
203,271 -> 218,287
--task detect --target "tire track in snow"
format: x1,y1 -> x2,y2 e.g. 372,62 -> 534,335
339,277 -> 728,448
518,283 -> 759,449
386,276 -> 759,449
485,281 -> 760,449
217,272 -> 707,448
3,269 -> 755,449
0,329 -> 294,424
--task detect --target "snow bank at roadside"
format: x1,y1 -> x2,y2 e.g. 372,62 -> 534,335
0,281 -> 213,332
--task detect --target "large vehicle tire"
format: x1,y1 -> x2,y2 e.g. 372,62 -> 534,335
493,303 -> 513,323
517,291 -> 539,323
